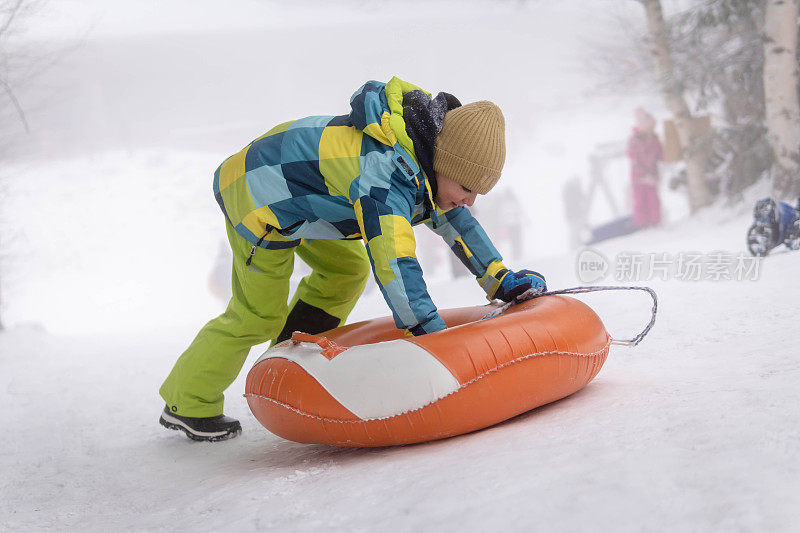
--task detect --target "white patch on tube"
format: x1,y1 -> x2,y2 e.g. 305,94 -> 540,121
254,339 -> 460,420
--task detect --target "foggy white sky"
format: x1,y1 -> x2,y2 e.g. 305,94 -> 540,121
21,1 -> 640,40
11,0 -> 653,160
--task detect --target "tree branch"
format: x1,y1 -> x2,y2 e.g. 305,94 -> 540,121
0,76 -> 29,132
0,0 -> 25,40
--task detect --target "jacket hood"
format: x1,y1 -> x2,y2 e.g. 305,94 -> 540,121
349,77 -> 445,219
402,89 -> 461,184
349,77 -> 429,162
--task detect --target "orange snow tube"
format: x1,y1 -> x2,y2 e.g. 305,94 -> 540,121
245,295 -> 611,447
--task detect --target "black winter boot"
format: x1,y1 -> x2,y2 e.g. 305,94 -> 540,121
159,406 -> 241,442
275,299 -> 341,344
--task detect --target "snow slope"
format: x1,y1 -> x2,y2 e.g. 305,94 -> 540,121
1,150 -> 798,530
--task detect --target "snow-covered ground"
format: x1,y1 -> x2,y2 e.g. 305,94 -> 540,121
1,146 -> 798,531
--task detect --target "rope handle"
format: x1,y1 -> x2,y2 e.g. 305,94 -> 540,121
290,332 -> 348,360
483,285 -> 658,347
290,286 -> 657,355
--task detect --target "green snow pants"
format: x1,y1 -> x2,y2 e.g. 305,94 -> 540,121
159,222 -> 370,418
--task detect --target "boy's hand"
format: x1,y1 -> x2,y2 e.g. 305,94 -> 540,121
405,314 -> 447,336
494,269 -> 547,302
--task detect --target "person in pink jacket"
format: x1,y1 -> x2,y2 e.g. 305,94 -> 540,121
627,108 -> 663,227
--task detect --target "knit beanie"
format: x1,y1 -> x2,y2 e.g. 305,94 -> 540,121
433,101 -> 506,194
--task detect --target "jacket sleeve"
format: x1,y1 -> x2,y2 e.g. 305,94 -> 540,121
352,157 -> 446,335
425,207 -> 510,300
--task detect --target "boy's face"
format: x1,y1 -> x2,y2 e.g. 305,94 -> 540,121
435,173 -> 478,210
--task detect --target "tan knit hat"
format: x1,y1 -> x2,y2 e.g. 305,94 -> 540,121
433,101 -> 506,194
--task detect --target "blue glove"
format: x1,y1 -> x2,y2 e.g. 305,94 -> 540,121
494,269 -> 547,302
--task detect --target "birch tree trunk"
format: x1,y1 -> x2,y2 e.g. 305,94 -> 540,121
640,0 -> 711,213
763,0 -> 800,199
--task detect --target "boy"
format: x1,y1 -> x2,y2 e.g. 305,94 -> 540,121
159,77 -> 546,441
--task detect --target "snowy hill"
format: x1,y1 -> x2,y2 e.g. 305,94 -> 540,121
1,148 -> 798,530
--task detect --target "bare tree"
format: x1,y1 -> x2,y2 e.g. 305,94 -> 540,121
669,1 -> 772,201
639,0 -> 712,213
762,0 -> 800,198
0,0 -> 34,134
1,0 -> 41,330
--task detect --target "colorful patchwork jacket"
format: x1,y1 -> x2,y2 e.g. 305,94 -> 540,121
213,77 -> 510,334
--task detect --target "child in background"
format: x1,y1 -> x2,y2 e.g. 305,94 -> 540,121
627,108 -> 664,228
159,77 -> 546,441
